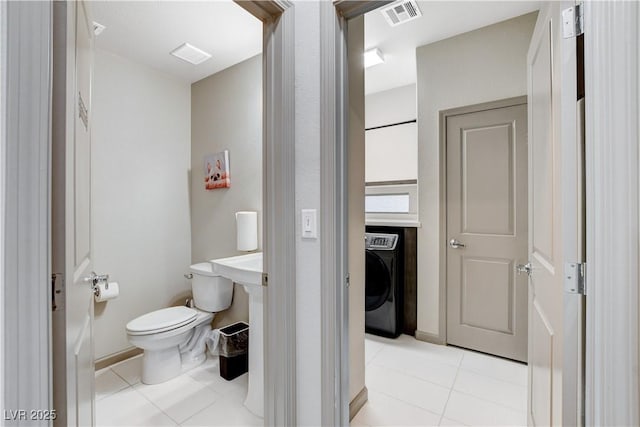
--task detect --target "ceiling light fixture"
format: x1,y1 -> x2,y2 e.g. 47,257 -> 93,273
170,43 -> 212,65
364,48 -> 385,68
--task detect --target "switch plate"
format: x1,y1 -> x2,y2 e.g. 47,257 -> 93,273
301,209 -> 317,239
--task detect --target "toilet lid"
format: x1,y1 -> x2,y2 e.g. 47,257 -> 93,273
126,306 -> 198,335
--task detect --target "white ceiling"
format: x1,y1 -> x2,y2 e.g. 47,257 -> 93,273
91,1 -> 539,91
91,1 -> 262,84
364,1 -> 541,94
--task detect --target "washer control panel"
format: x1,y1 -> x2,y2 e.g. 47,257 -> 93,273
365,233 -> 398,250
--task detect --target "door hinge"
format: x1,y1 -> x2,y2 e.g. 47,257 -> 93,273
562,3 -> 584,38
51,273 -> 64,311
564,262 -> 586,295
262,273 -> 268,287
345,274 -> 350,288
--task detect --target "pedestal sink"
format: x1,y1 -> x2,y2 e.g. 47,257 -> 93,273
210,252 -> 263,417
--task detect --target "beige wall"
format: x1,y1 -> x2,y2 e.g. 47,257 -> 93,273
92,49 -> 192,360
348,16 -> 366,404
415,12 -> 537,338
190,55 -> 262,328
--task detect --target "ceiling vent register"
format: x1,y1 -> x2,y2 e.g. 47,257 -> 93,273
382,0 -> 422,27
170,43 -> 212,65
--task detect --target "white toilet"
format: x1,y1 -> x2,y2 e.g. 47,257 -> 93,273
126,262 -> 233,384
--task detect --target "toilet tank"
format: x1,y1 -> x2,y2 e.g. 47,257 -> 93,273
189,263 -> 233,312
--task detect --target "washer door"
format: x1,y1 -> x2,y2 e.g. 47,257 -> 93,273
365,250 -> 391,311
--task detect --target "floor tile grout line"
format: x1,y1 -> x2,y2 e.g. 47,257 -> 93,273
456,366 -> 528,388
175,395 -> 222,427
438,353 -> 464,426
364,366 -> 457,406
438,414 -> 470,427
95,386 -> 131,403
96,376 -> 252,427
371,347 -> 464,370
368,360 -> 456,390
98,356 -> 252,426
94,368 -> 132,402
109,366 -> 140,387
94,382 -> 176,426
447,388 -> 527,414
366,389 -> 445,421
128,383 -> 183,425
139,377 -> 233,425
370,346 -> 464,367
365,343 -> 387,365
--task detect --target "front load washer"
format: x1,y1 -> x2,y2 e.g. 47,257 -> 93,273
365,232 -> 403,338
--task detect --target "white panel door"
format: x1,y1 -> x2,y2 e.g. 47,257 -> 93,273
526,3 -> 577,425
53,2 -> 96,425
70,3 -> 95,424
446,102 -> 528,362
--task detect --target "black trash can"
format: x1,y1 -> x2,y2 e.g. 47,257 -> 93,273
218,321 -> 249,381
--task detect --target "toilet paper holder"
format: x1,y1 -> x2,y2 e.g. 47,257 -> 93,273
84,272 -> 110,296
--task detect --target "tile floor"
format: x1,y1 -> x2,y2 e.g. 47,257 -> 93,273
96,334 -> 527,427
351,334 -> 527,426
95,354 -> 261,426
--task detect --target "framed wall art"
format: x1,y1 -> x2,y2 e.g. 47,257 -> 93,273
204,150 -> 230,190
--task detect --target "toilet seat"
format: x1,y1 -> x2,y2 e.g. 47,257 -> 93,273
127,306 -> 198,336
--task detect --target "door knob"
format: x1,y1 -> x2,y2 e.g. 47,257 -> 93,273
449,239 -> 466,249
516,263 -> 532,276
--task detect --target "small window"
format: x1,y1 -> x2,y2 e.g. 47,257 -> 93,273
365,194 -> 410,213
365,182 -> 418,225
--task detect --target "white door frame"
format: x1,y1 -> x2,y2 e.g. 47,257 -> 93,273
319,2 -> 392,425
324,1 -> 640,425
1,1 -> 302,425
235,1 -> 298,424
584,2 -> 640,426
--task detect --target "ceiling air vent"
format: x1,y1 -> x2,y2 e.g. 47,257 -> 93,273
170,43 -> 212,65
381,0 -> 422,27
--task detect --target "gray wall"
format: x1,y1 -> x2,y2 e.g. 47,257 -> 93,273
92,49 -> 192,361
190,54 -> 262,328
415,12 -> 537,337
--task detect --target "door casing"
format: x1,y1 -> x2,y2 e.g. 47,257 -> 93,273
584,2 -> 640,426
2,1 -> 302,426
1,1 -> 53,418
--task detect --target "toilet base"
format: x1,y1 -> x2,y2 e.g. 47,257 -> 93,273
141,346 -> 208,384
141,345 -> 183,384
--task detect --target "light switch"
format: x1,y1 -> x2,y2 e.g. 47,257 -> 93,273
301,209 -> 317,239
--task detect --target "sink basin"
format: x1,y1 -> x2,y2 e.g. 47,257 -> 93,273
209,252 -> 264,417
210,252 -> 262,288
